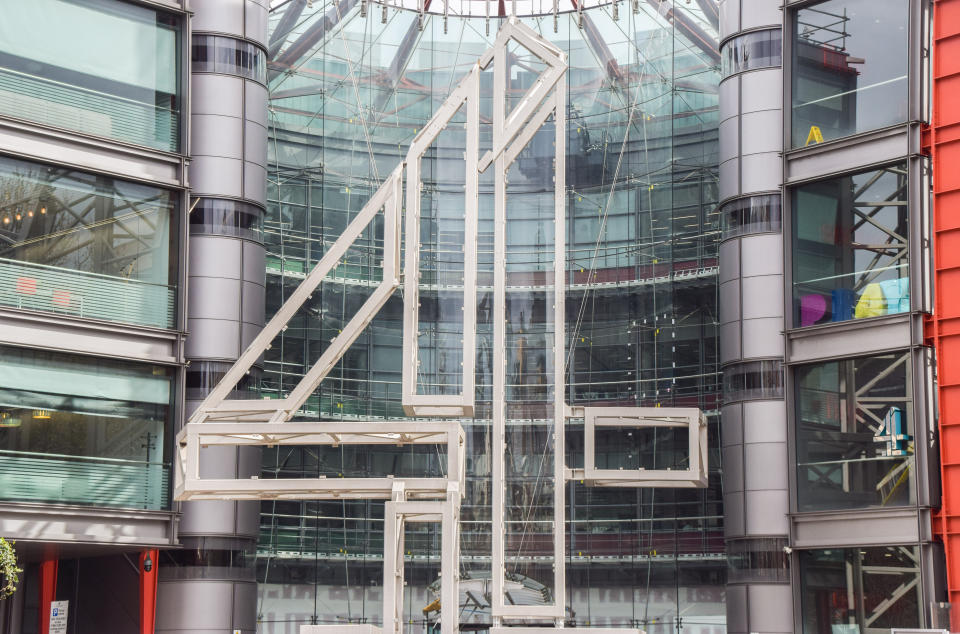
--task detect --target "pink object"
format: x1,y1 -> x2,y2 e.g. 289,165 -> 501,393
800,294 -> 827,327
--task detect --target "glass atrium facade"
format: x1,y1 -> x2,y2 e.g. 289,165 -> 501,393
257,2 -> 722,631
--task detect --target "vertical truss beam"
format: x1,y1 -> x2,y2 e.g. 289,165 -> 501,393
483,18 -> 567,622
402,66 -> 480,417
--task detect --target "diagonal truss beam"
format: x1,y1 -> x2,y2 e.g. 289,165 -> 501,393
181,16 -> 700,632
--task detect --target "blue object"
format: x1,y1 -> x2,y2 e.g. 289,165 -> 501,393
878,277 -> 910,314
831,288 -> 855,321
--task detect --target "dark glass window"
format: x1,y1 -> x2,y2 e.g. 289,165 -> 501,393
727,537 -> 790,584
0,0 -> 181,151
795,352 -> 915,512
0,345 -> 173,510
799,546 -> 922,633
190,198 -> 264,241
722,359 -> 784,403
791,0 -> 910,147
721,29 -> 782,78
721,194 -> 782,239
792,163 -> 909,327
0,155 -> 179,329
192,35 -> 267,85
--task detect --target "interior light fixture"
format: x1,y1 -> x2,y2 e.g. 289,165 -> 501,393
32,409 -> 52,420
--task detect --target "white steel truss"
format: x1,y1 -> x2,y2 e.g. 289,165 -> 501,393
178,17 -> 702,632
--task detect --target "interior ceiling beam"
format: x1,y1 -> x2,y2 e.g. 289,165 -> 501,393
693,0 -> 719,31
645,0 -> 720,64
269,0 -> 309,59
575,5 -> 625,82
268,0 -> 360,80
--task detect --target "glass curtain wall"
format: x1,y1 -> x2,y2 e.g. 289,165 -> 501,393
798,546 -> 922,633
0,0 -> 181,152
0,345 -> 173,510
792,163 -> 909,327
791,0 -> 910,147
795,352 -> 916,512
259,3 -> 721,632
0,155 -> 178,329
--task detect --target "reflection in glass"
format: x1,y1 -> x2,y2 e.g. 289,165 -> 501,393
722,359 -> 784,403
791,0 -> 909,147
795,352 -> 915,512
0,0 -> 181,151
0,155 -> 178,329
0,345 -> 173,510
721,29 -> 782,78
721,194 -> 782,239
727,537 -> 789,584
258,3 -> 724,629
799,546 -> 921,634
792,163 -> 908,327
192,35 -> 267,85
190,198 -> 265,241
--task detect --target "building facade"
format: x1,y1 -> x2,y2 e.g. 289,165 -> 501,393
0,0 -> 958,633
0,0 -> 190,632
256,2 -> 723,631
720,0 -> 947,632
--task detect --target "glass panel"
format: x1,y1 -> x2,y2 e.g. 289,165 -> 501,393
258,3 -> 723,629
723,359 -> 784,403
799,546 -> 922,634
795,352 -> 915,512
0,0 -> 181,151
792,163 -> 909,327
0,155 -> 178,329
727,537 -> 790,583
721,29 -> 782,78
0,345 -> 173,510
190,198 -> 265,241
721,194 -> 782,239
595,425 -> 690,470
191,35 -> 267,85
791,0 -> 910,147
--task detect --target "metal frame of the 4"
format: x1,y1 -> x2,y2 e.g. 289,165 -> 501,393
176,17 -> 706,634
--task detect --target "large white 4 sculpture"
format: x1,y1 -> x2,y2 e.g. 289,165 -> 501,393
176,17 -> 706,634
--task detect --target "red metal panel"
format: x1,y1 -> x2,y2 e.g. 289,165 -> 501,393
139,549 -> 158,634
929,0 -> 960,628
38,558 -> 57,634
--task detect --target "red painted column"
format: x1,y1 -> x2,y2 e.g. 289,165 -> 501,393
38,558 -> 58,634
928,0 -> 960,630
139,549 -> 159,634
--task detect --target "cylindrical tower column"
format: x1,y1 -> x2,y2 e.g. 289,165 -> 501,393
156,2 -> 269,632
717,1 -> 792,632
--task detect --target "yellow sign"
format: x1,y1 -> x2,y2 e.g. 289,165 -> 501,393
805,125 -> 824,146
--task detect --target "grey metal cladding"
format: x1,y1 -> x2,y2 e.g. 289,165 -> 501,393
747,584 -> 793,633
745,489 -> 789,534
192,74 -> 244,118
741,317 -> 785,358
744,442 -> 788,491
791,508 -> 923,548
740,233 -> 782,276
189,236 -> 244,279
724,444 -> 745,493
720,321 -> 743,363
739,0 -> 782,31
742,400 -> 787,444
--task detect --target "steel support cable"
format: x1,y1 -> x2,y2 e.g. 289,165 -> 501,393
332,5 -> 382,187
269,0 -> 311,58
565,8 -> 665,372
